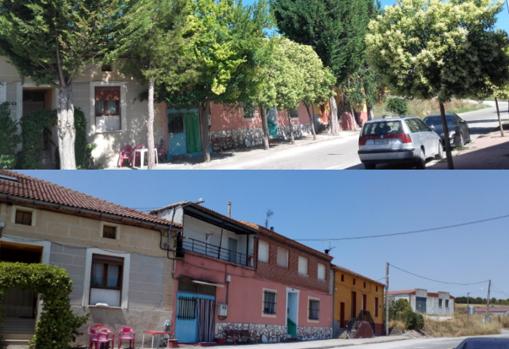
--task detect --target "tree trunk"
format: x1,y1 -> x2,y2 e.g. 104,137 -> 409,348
329,96 -> 340,135
305,103 -> 317,140
199,101 -> 211,162
495,97 -> 505,137
147,78 -> 156,169
439,101 -> 454,170
287,112 -> 295,144
260,105 -> 270,150
367,104 -> 374,121
56,85 -> 76,169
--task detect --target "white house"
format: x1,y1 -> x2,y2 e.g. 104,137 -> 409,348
388,289 -> 455,317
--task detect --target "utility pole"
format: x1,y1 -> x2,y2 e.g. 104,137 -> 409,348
385,262 -> 390,336
487,280 -> 492,319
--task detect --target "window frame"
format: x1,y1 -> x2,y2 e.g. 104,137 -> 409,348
298,256 -> 308,277
101,223 -> 119,240
12,206 -> 36,227
308,297 -> 320,322
82,248 -> 130,309
262,289 -> 277,317
276,247 -> 289,268
90,254 -> 124,291
258,240 -> 269,263
90,82 -> 127,134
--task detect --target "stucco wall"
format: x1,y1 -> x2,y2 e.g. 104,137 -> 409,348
333,269 -> 385,336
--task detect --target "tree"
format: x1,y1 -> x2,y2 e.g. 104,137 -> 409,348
493,83 -> 509,137
272,0 -> 376,135
164,0 -> 269,162
0,0 -> 125,169
110,0 -> 194,169
366,0 -> 509,169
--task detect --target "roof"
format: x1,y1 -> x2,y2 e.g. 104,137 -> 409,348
0,170 -> 173,229
151,202 -> 259,235
388,289 -> 455,299
333,264 -> 385,287
243,222 -> 333,261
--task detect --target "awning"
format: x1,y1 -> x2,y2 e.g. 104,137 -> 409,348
192,280 -> 225,288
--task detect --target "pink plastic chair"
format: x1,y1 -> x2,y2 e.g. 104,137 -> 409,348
118,326 -> 135,349
90,325 -> 114,349
118,145 -> 134,168
89,323 -> 105,349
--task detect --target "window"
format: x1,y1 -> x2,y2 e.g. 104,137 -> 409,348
416,297 -> 427,314
277,247 -> 288,268
15,209 -> 33,226
364,282 -> 367,289
363,294 -> 367,311
406,119 -> 421,133
439,299 -> 443,308
289,109 -> 299,119
258,240 -> 269,263
341,274 -> 345,282
102,225 -> 117,240
308,299 -> 320,321
243,103 -> 256,119
376,286 -> 378,292
317,263 -> 326,281
353,278 -> 356,286
90,254 -> 124,307
263,290 -> 277,315
95,86 -> 121,132
445,299 -> 449,308
298,256 -> 308,276
375,297 -> 379,317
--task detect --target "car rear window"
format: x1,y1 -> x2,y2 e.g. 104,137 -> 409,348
362,121 -> 402,136
425,115 -> 457,126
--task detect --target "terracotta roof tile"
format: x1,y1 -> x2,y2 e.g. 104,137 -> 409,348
0,170 -> 172,227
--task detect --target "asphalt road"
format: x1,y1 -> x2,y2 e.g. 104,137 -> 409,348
346,337 -> 463,349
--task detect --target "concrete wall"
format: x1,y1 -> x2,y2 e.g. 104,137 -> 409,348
333,269 -> 385,336
0,202 -> 175,345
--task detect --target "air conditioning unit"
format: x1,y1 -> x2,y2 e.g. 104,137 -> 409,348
218,303 -> 228,317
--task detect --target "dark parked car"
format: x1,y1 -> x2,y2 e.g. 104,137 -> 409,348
455,338 -> 509,349
424,113 -> 471,148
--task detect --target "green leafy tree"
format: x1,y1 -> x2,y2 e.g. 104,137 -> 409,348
366,0 -> 509,169
0,1 -> 126,169
165,0 -> 269,162
386,97 -> 408,116
272,0 -> 376,134
110,0 -> 194,168
0,102 -> 19,168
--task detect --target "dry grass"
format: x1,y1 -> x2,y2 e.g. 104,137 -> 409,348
374,98 -> 489,118
390,320 -> 407,332
423,315 -> 501,337
496,316 -> 509,329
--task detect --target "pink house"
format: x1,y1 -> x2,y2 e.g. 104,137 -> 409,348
151,202 -> 333,344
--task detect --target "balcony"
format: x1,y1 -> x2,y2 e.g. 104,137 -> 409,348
180,237 -> 254,268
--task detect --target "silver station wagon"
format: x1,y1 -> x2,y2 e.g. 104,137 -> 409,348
358,117 -> 444,169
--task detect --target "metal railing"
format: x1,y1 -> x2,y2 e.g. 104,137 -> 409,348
181,237 -> 253,267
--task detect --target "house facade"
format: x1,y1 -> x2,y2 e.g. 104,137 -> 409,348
0,170 -> 177,346
152,203 -> 333,344
332,266 -> 385,336
388,289 -> 455,317
1,56 -> 328,168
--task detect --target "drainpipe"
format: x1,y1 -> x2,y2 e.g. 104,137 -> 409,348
0,217 -> 4,237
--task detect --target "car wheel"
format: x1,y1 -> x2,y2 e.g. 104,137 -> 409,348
436,142 -> 445,160
416,149 -> 426,169
363,162 -> 376,170
455,132 -> 465,148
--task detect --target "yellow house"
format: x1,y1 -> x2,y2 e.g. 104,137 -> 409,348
333,265 -> 385,336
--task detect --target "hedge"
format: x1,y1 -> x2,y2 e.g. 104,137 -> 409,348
0,262 -> 87,349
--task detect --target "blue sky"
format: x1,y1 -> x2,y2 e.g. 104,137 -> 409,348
22,170 -> 509,298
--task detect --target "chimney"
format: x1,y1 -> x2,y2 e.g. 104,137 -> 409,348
227,201 -> 232,218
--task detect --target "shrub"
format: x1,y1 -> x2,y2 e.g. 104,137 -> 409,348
74,108 -> 94,169
0,102 -> 20,168
19,109 -> 57,169
0,262 -> 87,349
385,97 -> 408,115
405,311 -> 424,330
389,299 -> 424,331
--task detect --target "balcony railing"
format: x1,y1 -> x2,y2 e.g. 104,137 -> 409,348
181,237 -> 253,267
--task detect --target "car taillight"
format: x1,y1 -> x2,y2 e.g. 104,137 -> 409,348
397,134 -> 412,143
359,136 -> 368,146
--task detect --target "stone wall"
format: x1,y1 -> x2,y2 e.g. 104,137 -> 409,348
216,322 -> 331,344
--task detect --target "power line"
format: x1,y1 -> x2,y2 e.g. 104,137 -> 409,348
297,213 -> 509,242
390,263 -> 490,286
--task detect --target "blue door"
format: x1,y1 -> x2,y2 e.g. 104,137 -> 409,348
175,292 -> 215,343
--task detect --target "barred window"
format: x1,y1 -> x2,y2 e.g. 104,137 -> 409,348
309,299 -> 320,321
263,291 -> 277,315
15,209 -> 33,226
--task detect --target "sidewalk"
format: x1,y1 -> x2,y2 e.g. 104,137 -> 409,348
181,335 -> 412,349
155,132 -> 359,170
432,129 -> 509,169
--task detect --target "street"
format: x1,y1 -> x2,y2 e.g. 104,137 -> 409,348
156,104 -> 509,170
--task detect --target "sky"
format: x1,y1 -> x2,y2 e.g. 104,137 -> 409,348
21,170 -> 509,299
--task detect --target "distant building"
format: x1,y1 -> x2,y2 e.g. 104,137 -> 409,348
388,289 -> 455,316
474,305 -> 509,316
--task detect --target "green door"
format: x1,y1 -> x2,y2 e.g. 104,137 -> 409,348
184,111 -> 202,154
